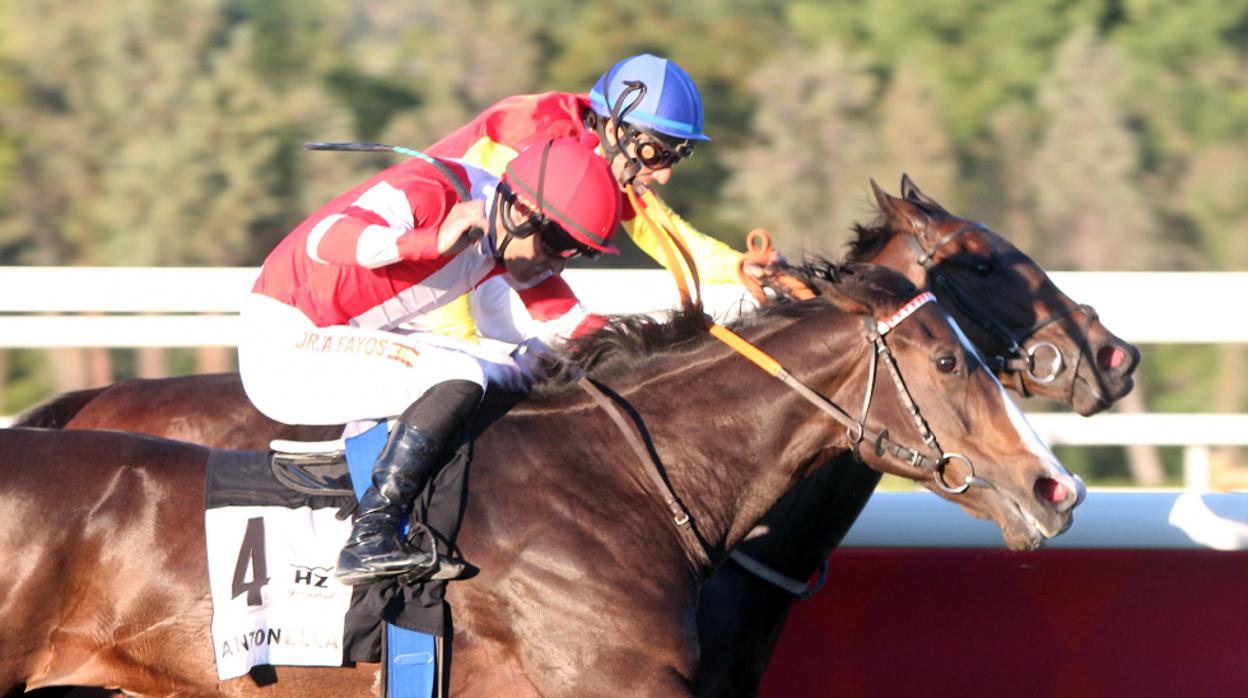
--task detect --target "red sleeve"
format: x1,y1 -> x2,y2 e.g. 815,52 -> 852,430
394,181 -> 451,262
515,273 -> 604,339
308,174 -> 451,267
426,92 -> 590,158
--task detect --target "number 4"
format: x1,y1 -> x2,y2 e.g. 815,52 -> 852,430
232,516 -> 270,605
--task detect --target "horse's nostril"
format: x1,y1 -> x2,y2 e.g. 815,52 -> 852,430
1034,477 -> 1067,505
1097,345 -> 1126,371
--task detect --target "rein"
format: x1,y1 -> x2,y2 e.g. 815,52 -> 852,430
576,376 -> 711,569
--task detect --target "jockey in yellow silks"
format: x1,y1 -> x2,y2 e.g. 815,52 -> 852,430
420,53 -> 759,341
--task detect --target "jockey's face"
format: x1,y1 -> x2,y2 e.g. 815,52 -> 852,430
496,196 -> 567,284
601,119 -> 689,192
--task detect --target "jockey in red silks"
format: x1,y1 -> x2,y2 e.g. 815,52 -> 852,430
416,53 -> 777,343
238,137 -> 621,585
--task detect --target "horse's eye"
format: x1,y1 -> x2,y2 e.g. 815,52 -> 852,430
935,355 -> 958,373
972,260 -> 994,277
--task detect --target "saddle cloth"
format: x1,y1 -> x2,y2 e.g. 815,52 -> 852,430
204,424 -> 470,695
204,448 -> 357,681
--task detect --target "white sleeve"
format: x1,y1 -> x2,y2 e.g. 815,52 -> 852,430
470,275 -> 543,345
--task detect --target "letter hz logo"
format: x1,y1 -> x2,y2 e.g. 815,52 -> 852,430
291,564 -> 331,588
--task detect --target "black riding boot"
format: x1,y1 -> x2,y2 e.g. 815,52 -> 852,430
335,380 -> 482,586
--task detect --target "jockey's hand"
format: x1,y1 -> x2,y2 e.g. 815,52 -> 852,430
511,337 -> 557,381
741,248 -> 786,280
437,200 -> 488,257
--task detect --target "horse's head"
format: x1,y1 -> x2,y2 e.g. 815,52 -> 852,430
847,176 -> 1139,416
803,264 -> 1084,550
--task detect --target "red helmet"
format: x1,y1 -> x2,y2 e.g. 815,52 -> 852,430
502,136 -> 621,254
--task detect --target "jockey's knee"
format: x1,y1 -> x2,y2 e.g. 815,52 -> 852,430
399,380 -> 485,436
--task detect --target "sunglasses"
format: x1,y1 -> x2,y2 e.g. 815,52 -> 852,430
538,223 -> 600,261
633,133 -> 695,170
498,183 -> 599,260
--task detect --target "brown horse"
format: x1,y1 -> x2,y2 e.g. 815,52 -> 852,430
865,177 -> 1137,414
13,177 -> 1134,696
2,263 -> 1081,696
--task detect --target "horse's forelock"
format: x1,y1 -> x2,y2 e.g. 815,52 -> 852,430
787,259 -> 918,319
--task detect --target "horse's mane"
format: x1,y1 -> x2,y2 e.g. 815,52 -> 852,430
528,258 -> 918,400
844,217 -> 897,264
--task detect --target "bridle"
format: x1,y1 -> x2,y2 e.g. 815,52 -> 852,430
904,225 -> 1098,401
797,292 -> 975,495
579,290 -> 980,577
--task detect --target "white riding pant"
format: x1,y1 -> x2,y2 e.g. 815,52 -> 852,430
238,293 -> 531,426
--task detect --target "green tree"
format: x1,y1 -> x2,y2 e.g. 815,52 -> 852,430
364,1 -> 541,150
721,42 -> 880,255
874,62 -> 958,208
1031,28 -> 1164,271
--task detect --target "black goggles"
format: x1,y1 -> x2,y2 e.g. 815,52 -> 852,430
538,223 -> 601,260
498,183 -> 600,260
632,131 -> 695,170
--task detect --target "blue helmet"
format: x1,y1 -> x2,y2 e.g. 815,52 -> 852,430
589,54 -> 710,142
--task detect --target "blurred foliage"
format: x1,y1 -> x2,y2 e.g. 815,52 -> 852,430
6,0 -> 1244,271
1,0 -> 1246,482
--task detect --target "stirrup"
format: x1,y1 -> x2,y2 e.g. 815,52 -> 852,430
398,553 -> 467,585
397,523 -> 466,583
334,549 -> 438,586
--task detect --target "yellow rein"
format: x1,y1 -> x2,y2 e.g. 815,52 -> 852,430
624,188 -> 785,378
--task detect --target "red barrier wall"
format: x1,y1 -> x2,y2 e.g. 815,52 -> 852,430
759,549 -> 1248,697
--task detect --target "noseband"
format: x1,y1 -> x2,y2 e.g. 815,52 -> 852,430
905,226 -> 1097,400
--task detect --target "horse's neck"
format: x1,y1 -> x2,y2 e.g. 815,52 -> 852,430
605,314 -> 871,576
738,454 -> 883,580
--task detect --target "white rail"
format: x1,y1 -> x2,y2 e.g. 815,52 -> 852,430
4,268 -> 1248,345
842,490 -> 1248,550
2,267 -> 1245,491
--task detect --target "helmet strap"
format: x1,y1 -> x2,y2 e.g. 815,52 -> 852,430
597,80 -> 648,187
490,185 -> 514,265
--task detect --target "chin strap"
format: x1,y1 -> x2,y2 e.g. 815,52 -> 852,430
489,186 -> 511,265
595,81 -> 649,188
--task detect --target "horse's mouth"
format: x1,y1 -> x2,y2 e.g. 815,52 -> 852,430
1071,371 -> 1134,416
995,488 -> 1072,551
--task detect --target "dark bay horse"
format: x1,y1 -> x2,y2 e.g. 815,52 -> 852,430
695,177 -> 1136,696
13,176 -> 1135,696
863,177 -> 1137,416
2,264 -> 1082,696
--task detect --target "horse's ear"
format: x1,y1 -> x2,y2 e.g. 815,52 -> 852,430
871,177 -> 930,234
899,173 -> 948,214
900,173 -> 922,201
